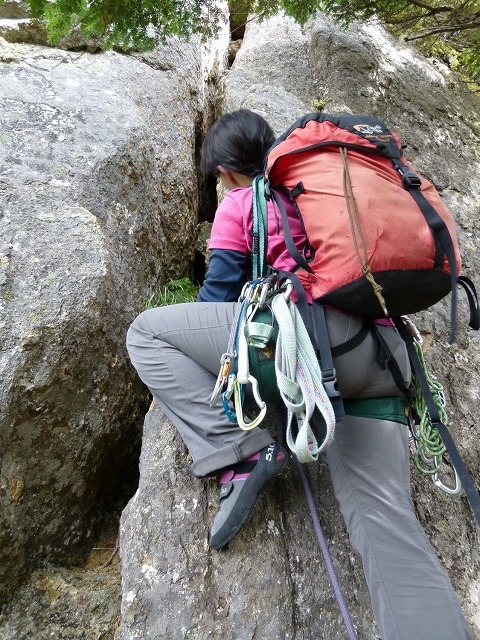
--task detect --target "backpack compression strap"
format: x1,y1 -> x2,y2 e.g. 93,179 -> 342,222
458,275 -> 480,330
265,182 -> 314,275
394,317 -> 480,526
392,159 -> 460,343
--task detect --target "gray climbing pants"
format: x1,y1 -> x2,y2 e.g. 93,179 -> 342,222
126,301 -> 472,640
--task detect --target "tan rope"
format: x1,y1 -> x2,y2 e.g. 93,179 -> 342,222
340,147 -> 389,316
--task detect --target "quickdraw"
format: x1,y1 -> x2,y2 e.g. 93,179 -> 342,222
210,275 -> 286,428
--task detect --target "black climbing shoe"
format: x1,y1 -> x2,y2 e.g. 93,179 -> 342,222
210,442 -> 288,550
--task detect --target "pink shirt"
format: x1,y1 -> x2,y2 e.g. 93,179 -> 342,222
209,186 -> 309,277
208,185 -> 394,326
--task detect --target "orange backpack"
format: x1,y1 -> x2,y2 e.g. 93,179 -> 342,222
263,113 -> 478,340
251,113 -> 480,522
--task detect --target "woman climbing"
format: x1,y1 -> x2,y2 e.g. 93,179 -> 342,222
126,108 -> 473,640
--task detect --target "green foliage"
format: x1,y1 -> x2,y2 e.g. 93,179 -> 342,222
1,0 -> 478,79
458,41 -> 480,84
317,0 -> 480,82
229,0 -> 253,36
311,98 -> 328,111
145,278 -> 199,309
227,0 -> 324,27
13,0 -> 226,49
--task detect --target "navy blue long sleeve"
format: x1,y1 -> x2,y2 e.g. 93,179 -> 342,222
197,249 -> 250,302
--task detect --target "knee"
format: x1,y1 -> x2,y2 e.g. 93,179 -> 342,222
126,309 -> 154,355
126,306 -> 171,355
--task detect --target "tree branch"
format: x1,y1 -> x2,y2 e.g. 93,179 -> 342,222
406,0 -> 453,12
405,20 -> 480,40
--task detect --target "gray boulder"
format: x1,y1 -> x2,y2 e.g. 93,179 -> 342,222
120,403 -> 376,639
119,13 -> 480,640
0,1 -> 29,20
0,36 -> 204,606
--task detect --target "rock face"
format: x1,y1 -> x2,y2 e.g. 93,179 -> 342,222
120,403 -> 377,640
119,13 -> 480,640
0,35 -> 204,606
0,5 -> 479,640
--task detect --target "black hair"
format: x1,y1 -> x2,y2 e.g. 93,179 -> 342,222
200,109 -> 275,178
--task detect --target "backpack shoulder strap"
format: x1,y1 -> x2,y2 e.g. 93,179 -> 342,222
251,176 -> 268,279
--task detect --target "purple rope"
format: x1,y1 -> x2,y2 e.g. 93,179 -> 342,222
276,408 -> 357,638
294,456 -> 358,640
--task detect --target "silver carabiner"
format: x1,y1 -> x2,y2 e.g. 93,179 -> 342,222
432,457 -> 462,496
240,281 -> 252,301
258,281 -> 272,308
437,390 -> 446,407
224,373 -> 236,400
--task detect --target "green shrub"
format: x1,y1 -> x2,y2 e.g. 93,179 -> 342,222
145,278 -> 199,309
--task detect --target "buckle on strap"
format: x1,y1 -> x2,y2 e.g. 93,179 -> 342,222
321,369 -> 341,399
395,165 -> 422,188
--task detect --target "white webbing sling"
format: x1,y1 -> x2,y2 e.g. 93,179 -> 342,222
272,293 -> 336,462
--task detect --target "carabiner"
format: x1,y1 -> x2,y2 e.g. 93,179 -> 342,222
432,457 -> 462,496
240,281 -> 251,302
401,315 -> 422,344
437,390 -> 446,408
408,408 -> 420,442
209,353 -> 233,406
283,280 -> 294,302
233,376 -> 267,431
241,280 -> 260,302
224,373 -> 236,400
258,281 -> 271,308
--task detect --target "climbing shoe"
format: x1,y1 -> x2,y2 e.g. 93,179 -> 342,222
210,442 -> 288,550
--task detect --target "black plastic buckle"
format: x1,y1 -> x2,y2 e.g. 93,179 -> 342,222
322,369 -> 341,399
398,167 -> 422,188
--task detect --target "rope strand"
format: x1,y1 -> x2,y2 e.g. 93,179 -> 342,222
410,339 -> 448,475
340,147 -> 388,315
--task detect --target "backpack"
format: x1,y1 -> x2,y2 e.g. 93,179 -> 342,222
247,112 -> 480,523
262,112 -> 478,342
